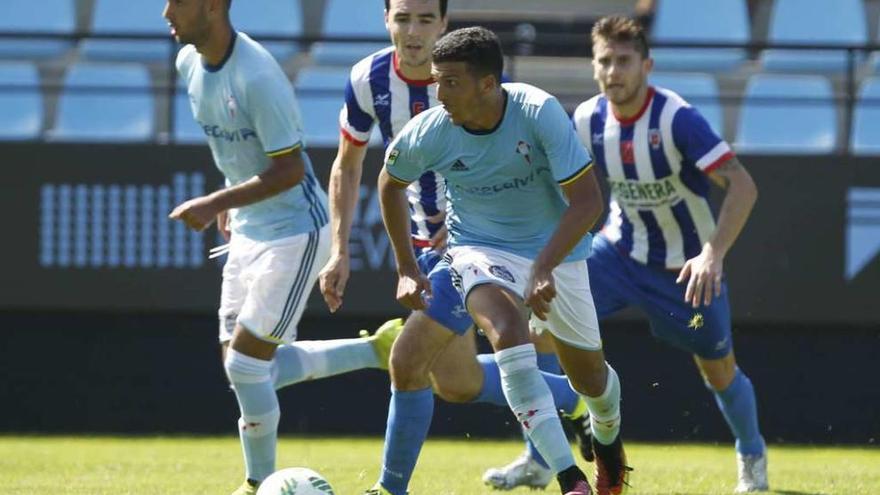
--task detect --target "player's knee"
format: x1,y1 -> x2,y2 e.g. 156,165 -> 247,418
696,354 -> 737,391
224,348 -> 272,386
431,371 -> 481,403
482,314 -> 528,350
389,350 -> 431,389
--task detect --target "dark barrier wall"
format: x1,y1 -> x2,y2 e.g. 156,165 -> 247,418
1,143 -> 879,323
1,312 -> 877,444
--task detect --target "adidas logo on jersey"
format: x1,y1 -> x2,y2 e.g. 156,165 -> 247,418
451,159 -> 469,171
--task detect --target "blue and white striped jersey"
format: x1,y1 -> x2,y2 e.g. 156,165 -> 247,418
572,86 -> 734,269
339,46 -> 445,245
177,32 -> 328,241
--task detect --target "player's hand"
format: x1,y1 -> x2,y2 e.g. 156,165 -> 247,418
216,209 -> 231,241
525,264 -> 557,321
676,243 -> 724,308
169,196 -> 219,232
430,224 -> 448,251
396,265 -> 432,311
319,252 -> 350,313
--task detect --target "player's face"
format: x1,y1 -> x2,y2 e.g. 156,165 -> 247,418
385,0 -> 447,69
163,0 -> 211,45
432,61 -> 491,126
592,40 -> 652,107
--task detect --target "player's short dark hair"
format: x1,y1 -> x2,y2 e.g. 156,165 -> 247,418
384,0 -> 448,17
432,26 -> 504,83
591,15 -> 649,58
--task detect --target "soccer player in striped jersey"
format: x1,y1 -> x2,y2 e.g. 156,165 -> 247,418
165,2 -> 404,494
576,16 -> 765,493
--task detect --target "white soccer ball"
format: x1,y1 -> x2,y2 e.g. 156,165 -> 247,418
256,467 -> 335,495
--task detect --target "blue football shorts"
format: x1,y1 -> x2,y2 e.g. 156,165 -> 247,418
588,234 -> 733,359
416,248 -> 473,335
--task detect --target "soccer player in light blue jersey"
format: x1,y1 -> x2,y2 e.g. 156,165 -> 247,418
164,1 -> 402,494
373,27 -> 629,495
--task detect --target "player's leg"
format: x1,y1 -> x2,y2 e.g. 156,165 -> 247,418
225,228 -> 331,494
639,267 -> 767,492
369,310 -> 459,495
271,317 -> 404,390
546,260 -> 630,495
451,246 -> 590,494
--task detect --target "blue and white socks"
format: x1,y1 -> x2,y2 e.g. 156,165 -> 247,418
225,349 -> 281,483
496,344 -> 575,473
271,339 -> 379,390
379,387 -> 434,495
582,363 -> 622,445
712,367 -> 765,455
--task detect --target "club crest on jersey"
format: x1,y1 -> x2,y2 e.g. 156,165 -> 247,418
226,94 -> 237,119
489,265 -> 516,283
648,128 -> 662,150
516,140 -> 532,165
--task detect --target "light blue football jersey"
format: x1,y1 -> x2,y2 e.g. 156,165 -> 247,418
177,31 -> 328,241
384,83 -> 594,261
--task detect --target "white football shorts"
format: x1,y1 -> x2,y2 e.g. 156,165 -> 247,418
446,244 -> 602,350
218,224 -> 330,345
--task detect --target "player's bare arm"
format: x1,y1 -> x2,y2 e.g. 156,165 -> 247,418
169,148 -> 305,231
378,167 -> 432,311
527,165 -> 604,320
318,137 -> 370,312
676,156 -> 758,307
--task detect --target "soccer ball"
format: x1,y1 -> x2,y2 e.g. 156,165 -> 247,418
256,467 -> 335,495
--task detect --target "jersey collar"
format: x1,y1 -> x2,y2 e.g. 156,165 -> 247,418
202,30 -> 238,73
392,51 -> 434,87
611,86 -> 655,125
463,89 -> 508,135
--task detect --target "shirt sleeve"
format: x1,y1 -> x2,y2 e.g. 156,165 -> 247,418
383,127 -> 424,184
339,75 -> 375,146
671,106 -> 734,174
245,69 -> 305,156
536,96 -> 593,185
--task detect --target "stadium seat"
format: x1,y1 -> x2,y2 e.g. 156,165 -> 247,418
311,0 -> 388,66
0,62 -> 43,140
298,95 -> 345,147
0,0 -> 75,59
295,66 -> 351,93
649,72 -> 723,136
761,0 -> 866,73
231,0 -> 304,63
650,0 -> 749,72
172,79 -> 206,145
50,63 -> 154,142
734,74 -> 837,154
851,77 -> 880,155
80,0 -> 173,62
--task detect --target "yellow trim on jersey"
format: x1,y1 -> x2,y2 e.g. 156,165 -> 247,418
558,161 -> 594,186
386,172 -> 411,186
265,142 -> 302,158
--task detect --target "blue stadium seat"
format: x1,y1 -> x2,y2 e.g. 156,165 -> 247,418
173,79 -> 206,145
295,66 -> 351,93
851,78 -> 880,155
761,0 -> 866,73
80,0 -> 173,62
649,72 -> 724,136
50,63 -> 154,142
734,74 -> 836,154
0,0 -> 75,59
650,0 -> 749,72
298,95 -> 345,147
231,0 -> 303,63
0,62 -> 43,140
311,0 -> 388,66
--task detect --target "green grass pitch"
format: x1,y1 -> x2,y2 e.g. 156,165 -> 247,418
0,436 -> 877,494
